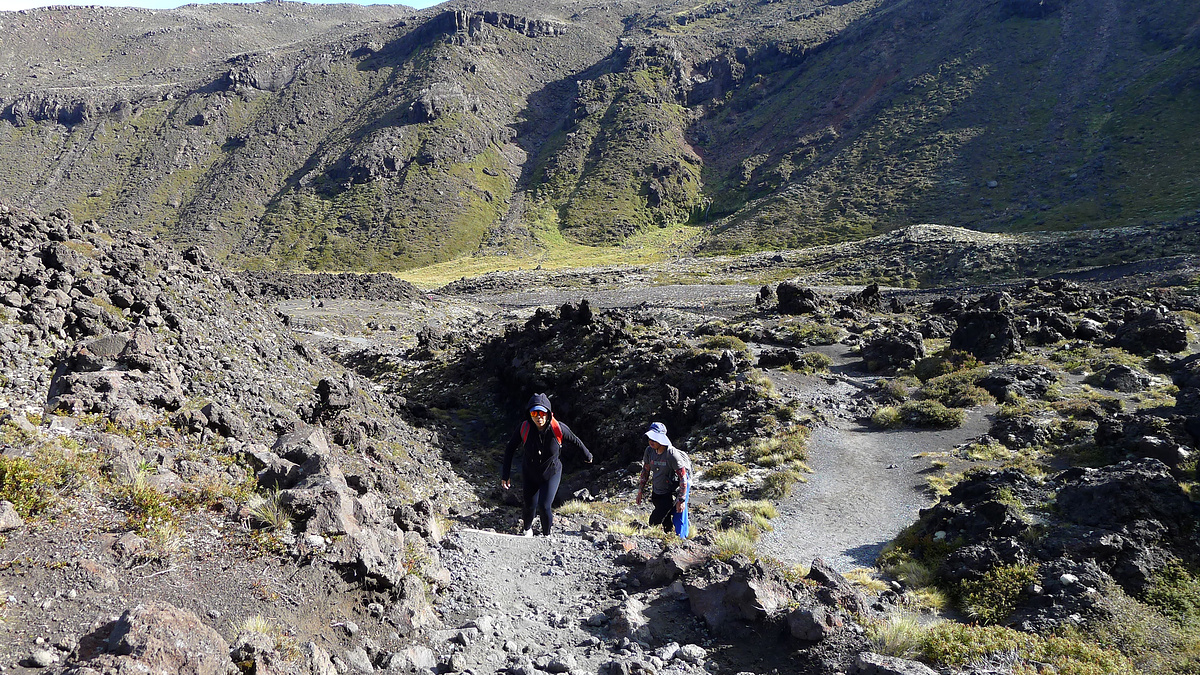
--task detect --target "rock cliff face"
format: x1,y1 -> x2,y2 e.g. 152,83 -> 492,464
1,0 -> 1196,271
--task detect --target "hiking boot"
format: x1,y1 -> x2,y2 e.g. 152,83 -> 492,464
522,527 -> 534,537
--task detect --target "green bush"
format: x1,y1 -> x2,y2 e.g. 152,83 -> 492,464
782,352 -> 834,374
922,622 -> 1136,673
1144,561 -> 1200,627
778,322 -> 845,347
917,369 -> 993,407
900,400 -> 966,428
0,448 -> 102,517
913,350 -> 983,381
699,335 -> 750,354
957,563 -> 1040,625
704,461 -> 749,480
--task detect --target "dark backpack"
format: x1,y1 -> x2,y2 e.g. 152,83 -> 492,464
521,417 -> 563,445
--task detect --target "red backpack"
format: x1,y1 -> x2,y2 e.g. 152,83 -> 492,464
521,417 -> 563,444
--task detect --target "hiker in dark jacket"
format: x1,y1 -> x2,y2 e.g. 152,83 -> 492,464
501,393 -> 592,536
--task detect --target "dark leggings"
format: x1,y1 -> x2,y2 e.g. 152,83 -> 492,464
649,492 -> 675,533
523,468 -> 562,535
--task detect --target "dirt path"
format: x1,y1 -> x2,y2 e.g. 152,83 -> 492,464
757,411 -> 991,571
758,346 -> 994,571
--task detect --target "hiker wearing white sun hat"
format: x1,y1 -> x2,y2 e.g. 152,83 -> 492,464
635,422 -> 692,536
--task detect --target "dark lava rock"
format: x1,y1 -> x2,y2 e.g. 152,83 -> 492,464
861,326 -> 926,372
1112,308 -> 1189,354
950,311 -> 1024,363
840,284 -> 882,310
1055,459 -> 1192,534
977,364 -> 1059,401
1095,364 -> 1152,393
776,282 -> 832,315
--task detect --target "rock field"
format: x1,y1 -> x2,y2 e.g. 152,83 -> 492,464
2,202 -> 1200,674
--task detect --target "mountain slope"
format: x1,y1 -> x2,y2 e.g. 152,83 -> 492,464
0,0 -> 1196,270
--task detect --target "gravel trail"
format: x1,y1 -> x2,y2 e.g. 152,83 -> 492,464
758,405 -> 992,572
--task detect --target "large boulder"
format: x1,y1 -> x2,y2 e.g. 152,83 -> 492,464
950,312 -> 1023,363
1112,309 -> 1189,354
851,652 -> 938,675
1055,459 -> 1192,534
861,326 -> 926,372
977,364 -> 1059,401
64,602 -> 235,675
684,558 -> 793,631
776,283 -> 832,315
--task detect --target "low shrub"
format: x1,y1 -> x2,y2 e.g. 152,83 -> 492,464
1144,560 -> 1200,627
699,335 -> 750,354
704,461 -> 748,480
778,321 -> 845,346
900,400 -> 966,428
922,622 -> 1136,673
956,563 -> 1040,625
913,350 -> 983,381
917,369 -> 993,407
0,447 -> 102,517
782,352 -> 834,374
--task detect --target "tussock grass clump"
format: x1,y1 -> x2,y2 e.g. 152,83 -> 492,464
868,613 -> 925,659
908,586 -> 950,611
141,519 -> 185,562
891,559 -> 937,590
713,527 -> 757,560
845,568 -> 889,593
727,499 -> 778,531
237,615 -> 301,661
900,400 -> 966,429
760,468 -> 803,499
871,406 -> 904,428
748,427 -> 811,467
247,489 -> 292,532
704,461 -> 748,480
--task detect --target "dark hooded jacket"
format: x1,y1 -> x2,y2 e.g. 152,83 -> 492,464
502,393 -> 592,481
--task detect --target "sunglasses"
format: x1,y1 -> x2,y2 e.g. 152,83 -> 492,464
529,410 -> 549,417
